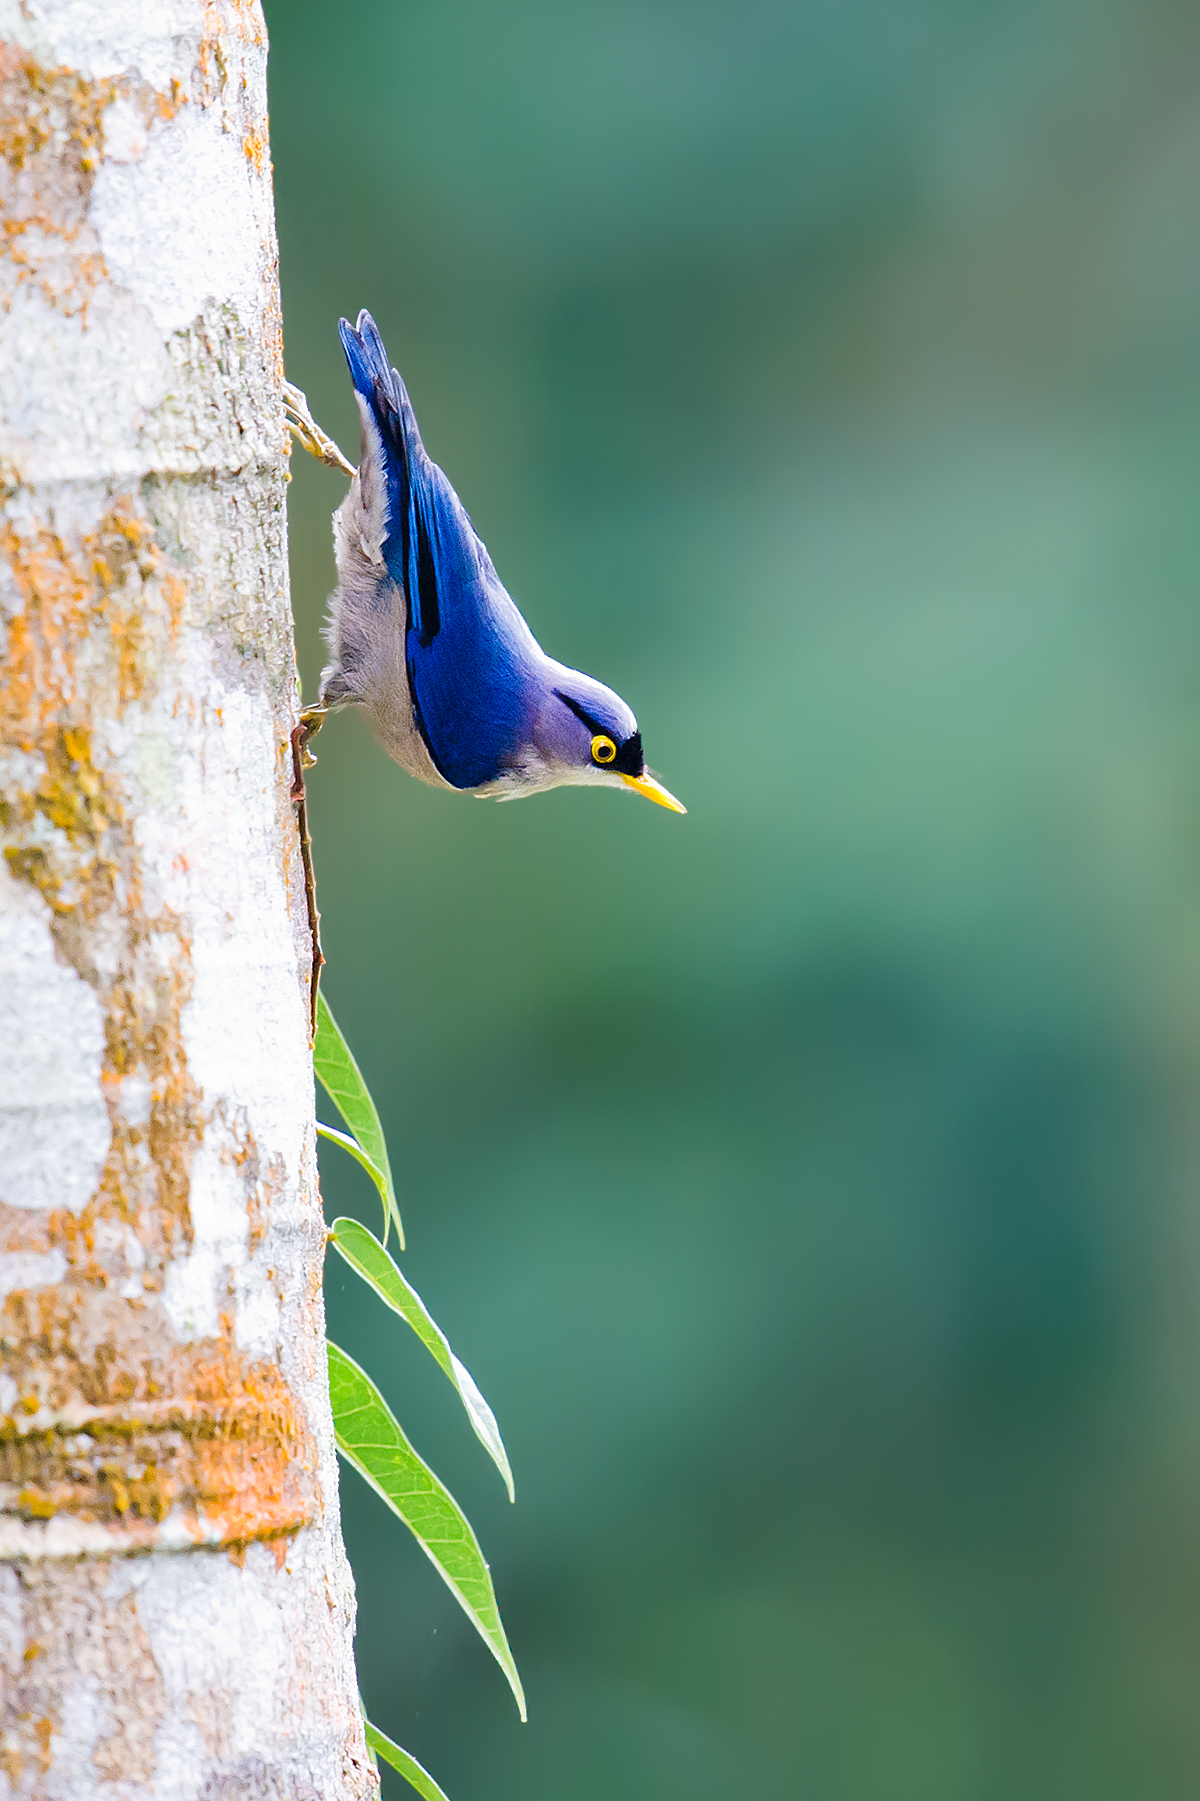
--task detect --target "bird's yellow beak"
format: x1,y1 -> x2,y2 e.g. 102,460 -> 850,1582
621,772 -> 687,814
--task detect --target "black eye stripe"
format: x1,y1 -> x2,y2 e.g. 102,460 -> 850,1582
554,689 -> 604,734
554,690 -> 644,776
613,730 -> 643,776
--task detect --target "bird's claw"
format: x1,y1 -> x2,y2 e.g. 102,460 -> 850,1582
283,380 -> 357,478
290,707 -> 328,800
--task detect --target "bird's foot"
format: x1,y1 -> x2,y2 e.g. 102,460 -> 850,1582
283,381 -> 356,478
290,706 -> 328,799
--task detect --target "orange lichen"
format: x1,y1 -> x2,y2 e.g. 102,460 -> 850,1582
0,43 -> 192,320
0,486 -> 314,1552
243,119 -> 269,174
0,1736 -> 22,1786
0,510 -> 160,928
0,50 -> 114,319
0,0 -> 317,1570
0,39 -> 189,175
0,1297 -> 319,1546
0,500 -> 178,736
98,960 -> 206,1249
0,211 -> 108,318
202,0 -> 268,55
33,1718 -> 52,1774
0,46 -> 116,174
156,78 -> 186,123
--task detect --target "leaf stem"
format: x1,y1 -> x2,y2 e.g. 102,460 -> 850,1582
290,705 -> 327,1040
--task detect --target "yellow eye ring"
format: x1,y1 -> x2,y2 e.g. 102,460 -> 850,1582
591,733 -> 617,766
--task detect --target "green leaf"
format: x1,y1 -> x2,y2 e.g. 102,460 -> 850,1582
316,1125 -> 391,1244
329,1217 -> 515,1502
314,989 -> 403,1249
363,1722 -> 452,1801
328,1341 -> 526,1720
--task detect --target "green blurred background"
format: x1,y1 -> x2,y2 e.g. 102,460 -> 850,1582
263,2 -> 1200,1794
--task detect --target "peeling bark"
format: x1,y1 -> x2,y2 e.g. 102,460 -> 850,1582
0,4 -> 373,1795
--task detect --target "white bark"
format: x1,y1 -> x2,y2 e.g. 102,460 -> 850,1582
0,5 -> 373,1796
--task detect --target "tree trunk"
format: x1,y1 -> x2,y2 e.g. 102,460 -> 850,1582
0,6 -> 372,1795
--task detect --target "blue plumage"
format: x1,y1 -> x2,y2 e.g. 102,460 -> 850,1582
315,311 -> 684,813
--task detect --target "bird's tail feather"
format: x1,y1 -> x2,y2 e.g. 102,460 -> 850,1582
337,309 -> 389,402
337,310 -> 422,461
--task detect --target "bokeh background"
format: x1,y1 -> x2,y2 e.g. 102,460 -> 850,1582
263,2 -> 1200,1795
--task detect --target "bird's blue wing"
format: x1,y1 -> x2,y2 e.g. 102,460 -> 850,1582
339,311 -> 459,649
339,312 -> 535,788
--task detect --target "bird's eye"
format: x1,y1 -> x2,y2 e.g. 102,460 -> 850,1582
591,734 -> 617,765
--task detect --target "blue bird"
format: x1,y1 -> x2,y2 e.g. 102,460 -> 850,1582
283,311 -> 685,813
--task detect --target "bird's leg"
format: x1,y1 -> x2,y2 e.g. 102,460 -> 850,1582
292,704 -> 328,786
283,380 -> 357,478
290,706 -> 329,1037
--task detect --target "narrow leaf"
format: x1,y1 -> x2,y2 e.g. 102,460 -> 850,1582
329,1217 -> 514,1502
364,1722 -> 452,1801
317,1125 -> 390,1244
328,1341 -> 526,1720
314,989 -> 403,1248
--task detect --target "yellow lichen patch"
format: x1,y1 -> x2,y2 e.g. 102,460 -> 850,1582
156,78 -> 186,123
15,1486 -> 56,1520
0,722 -> 122,922
0,483 -> 316,1555
0,722 -> 122,917
243,119 -> 269,174
0,45 -> 116,175
0,497 -> 210,1300
100,968 -> 205,1254
1,498 -> 179,732
0,211 -> 108,319
194,1 -> 270,135
0,520 -> 88,735
201,0 -> 268,58
0,7 -> 314,1560
0,47 -> 188,319
0,499 -> 177,746
0,1351 -> 318,1546
0,1735 -> 22,1787
0,43 -> 188,176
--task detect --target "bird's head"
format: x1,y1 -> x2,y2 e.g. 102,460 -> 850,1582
532,667 -> 685,812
